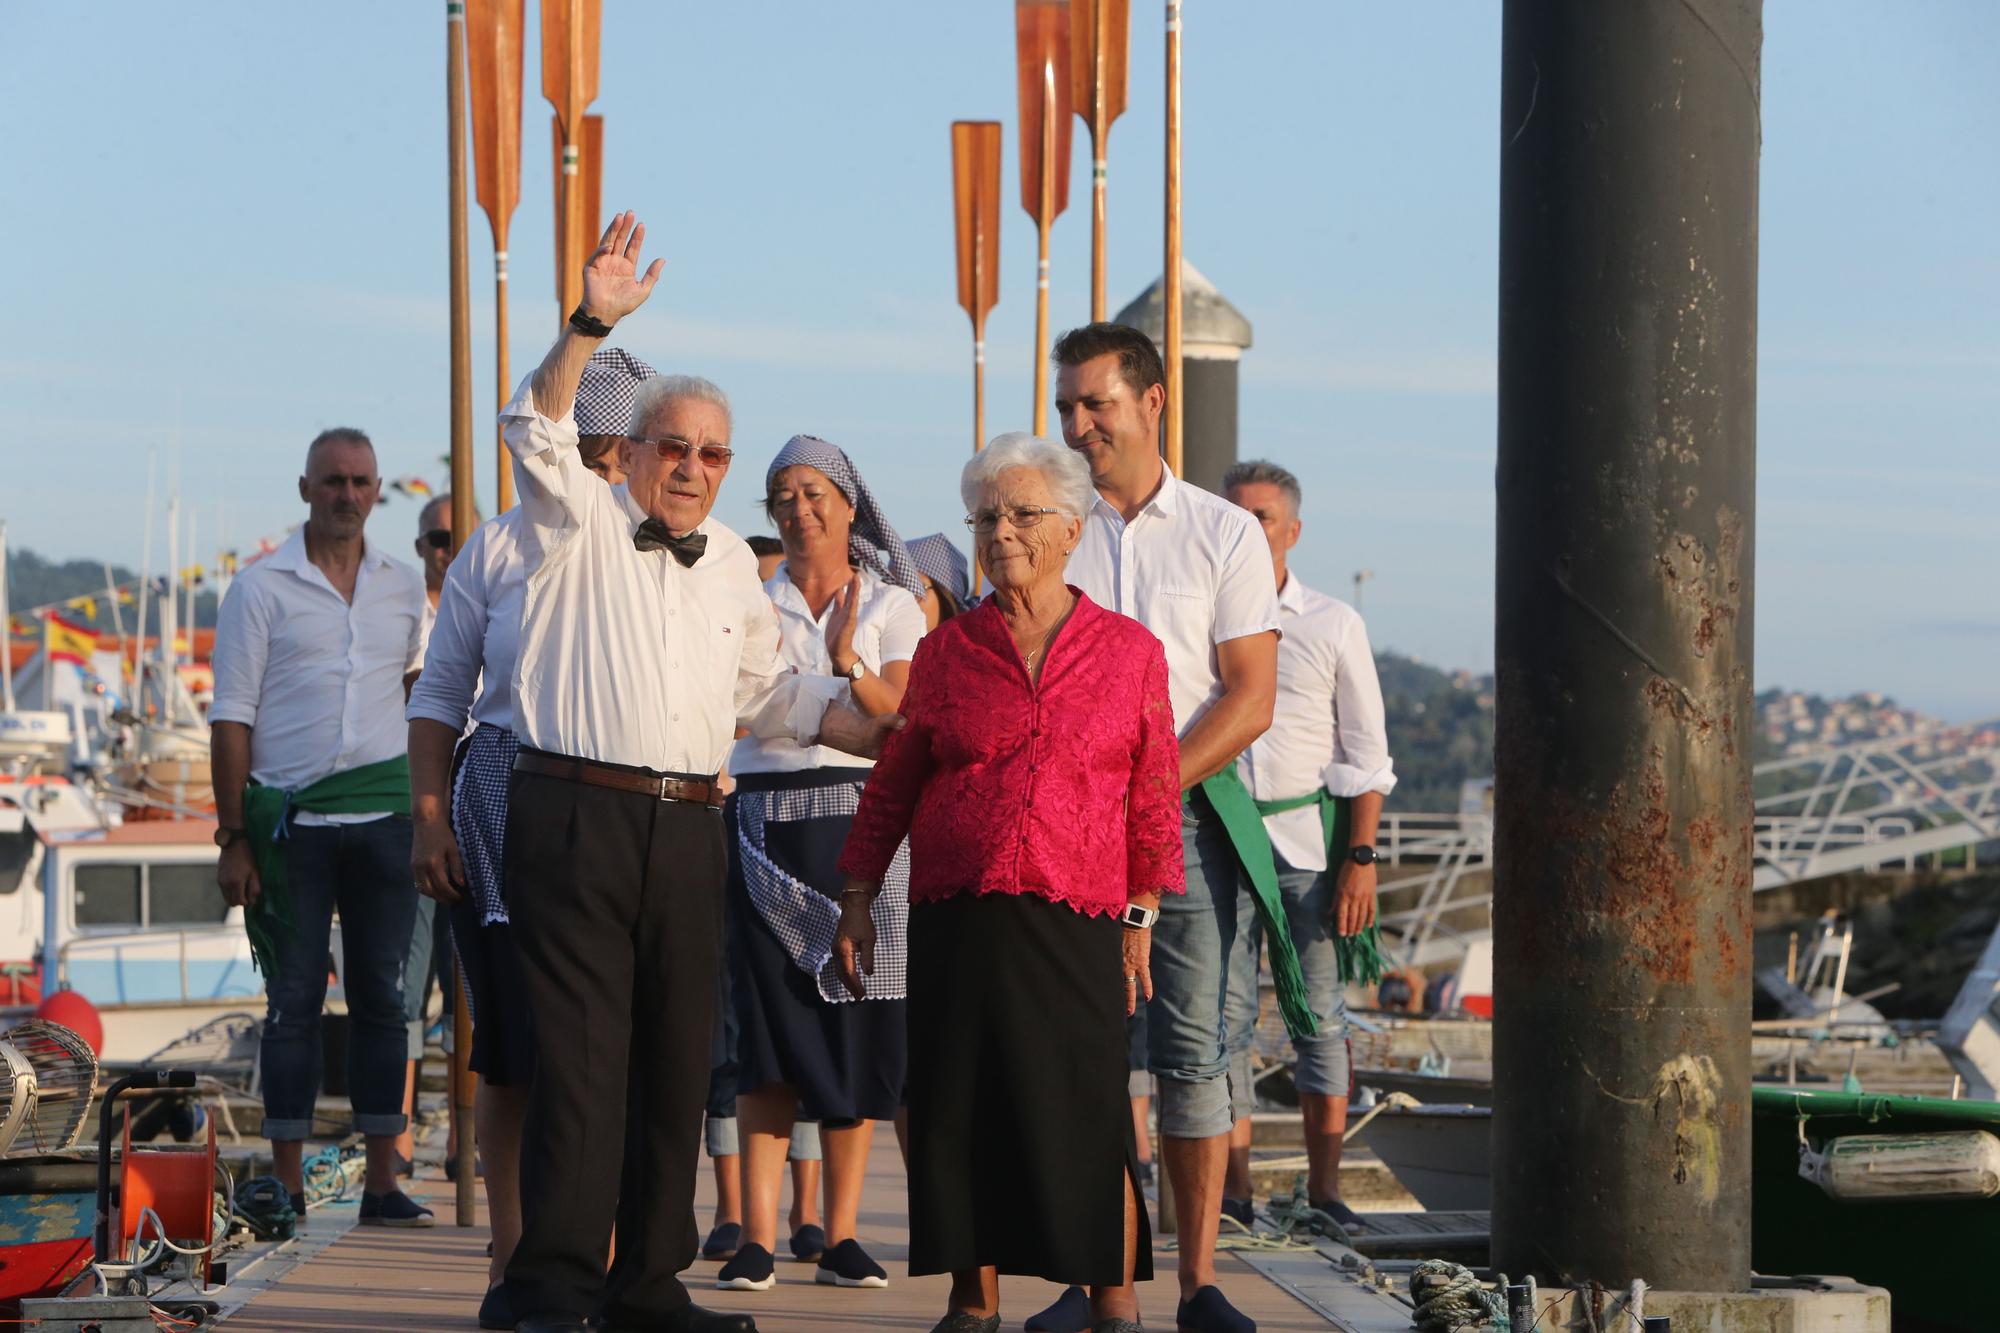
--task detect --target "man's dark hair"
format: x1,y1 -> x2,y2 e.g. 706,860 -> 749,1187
747,535 -> 784,557
1050,322 -> 1164,397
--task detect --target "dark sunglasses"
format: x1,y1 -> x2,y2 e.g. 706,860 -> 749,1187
637,436 -> 734,468
422,529 -> 451,550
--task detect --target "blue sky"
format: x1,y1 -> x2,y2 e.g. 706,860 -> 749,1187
3,3 -> 1995,718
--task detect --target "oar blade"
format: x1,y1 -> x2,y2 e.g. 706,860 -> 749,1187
1014,0 -> 1074,223
1070,0 -> 1129,138
539,0 -> 600,129
466,0 -> 525,245
951,120 -> 1004,327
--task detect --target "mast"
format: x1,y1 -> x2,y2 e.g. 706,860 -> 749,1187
1,521 -> 14,714
1162,0 -> 1183,477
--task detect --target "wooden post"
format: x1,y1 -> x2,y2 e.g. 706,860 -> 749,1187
467,0 -> 524,512
446,0 -> 479,1229
1162,0 -> 1184,478
1071,0 -> 1128,322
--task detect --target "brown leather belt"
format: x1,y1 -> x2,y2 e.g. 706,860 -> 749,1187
513,748 -> 725,809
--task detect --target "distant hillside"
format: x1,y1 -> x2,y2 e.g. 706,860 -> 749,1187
4,548 -> 218,633
1377,652 -> 1494,813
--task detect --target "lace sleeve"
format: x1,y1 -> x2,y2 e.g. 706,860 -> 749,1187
1126,637 -> 1186,897
839,635 -> 940,882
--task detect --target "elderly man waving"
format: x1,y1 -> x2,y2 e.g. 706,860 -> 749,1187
500,212 -> 892,1333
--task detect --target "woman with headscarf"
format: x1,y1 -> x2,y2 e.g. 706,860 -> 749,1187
714,434 -> 926,1297
906,532 -> 973,631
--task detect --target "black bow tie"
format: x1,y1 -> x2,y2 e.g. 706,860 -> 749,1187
633,519 -> 708,567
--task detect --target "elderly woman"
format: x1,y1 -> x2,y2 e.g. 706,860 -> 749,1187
836,433 -> 1181,1333
716,434 -> 929,1296
906,532 -> 972,630
407,347 -> 649,1332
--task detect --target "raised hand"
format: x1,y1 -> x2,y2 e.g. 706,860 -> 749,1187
579,210 -> 665,326
825,573 -> 863,677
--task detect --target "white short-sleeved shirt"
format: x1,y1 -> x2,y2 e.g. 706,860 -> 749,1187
210,527 -> 426,823
405,509 -> 527,735
1237,576 -> 1397,871
731,566 -> 927,776
500,375 -> 841,772
1065,466 -> 1282,737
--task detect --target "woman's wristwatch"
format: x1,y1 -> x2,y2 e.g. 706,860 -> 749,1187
1120,902 -> 1158,930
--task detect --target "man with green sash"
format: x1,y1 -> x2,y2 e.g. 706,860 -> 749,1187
1217,461 -> 1396,1237
210,425 -> 433,1230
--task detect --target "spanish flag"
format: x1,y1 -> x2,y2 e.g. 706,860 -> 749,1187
44,613 -> 96,667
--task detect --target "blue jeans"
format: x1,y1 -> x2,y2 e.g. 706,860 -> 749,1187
1146,797 -> 1244,1140
260,817 -> 418,1141
1222,854 -> 1352,1122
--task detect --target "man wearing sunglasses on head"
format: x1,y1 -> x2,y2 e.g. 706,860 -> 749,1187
497,211 -> 899,1333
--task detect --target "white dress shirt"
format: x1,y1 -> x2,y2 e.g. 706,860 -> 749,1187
1237,576 -> 1397,872
406,509 -> 527,734
1066,466 -> 1282,737
501,375 -> 841,772
731,566 -> 927,776
210,527 -> 426,823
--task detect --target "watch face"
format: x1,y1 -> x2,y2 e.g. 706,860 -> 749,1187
1351,846 -> 1377,865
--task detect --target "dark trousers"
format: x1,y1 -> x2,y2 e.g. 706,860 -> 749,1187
261,816 -> 416,1141
501,768 -> 729,1324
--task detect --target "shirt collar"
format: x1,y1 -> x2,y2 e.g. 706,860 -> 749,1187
1090,459 -> 1179,523
264,526 -> 392,574
1277,572 -> 1310,615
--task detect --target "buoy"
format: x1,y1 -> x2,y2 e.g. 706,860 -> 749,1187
34,989 -> 103,1057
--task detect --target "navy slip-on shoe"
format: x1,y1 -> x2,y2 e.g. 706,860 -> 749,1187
927,1315 -> 1001,1333
702,1221 -> 742,1260
478,1283 -> 515,1330
1025,1285 -> 1091,1333
814,1238 -> 888,1288
1176,1285 -> 1255,1333
716,1242 -> 776,1291
360,1189 -> 435,1228
787,1223 -> 826,1262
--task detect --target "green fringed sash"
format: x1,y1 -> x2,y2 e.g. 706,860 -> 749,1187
1202,770 -> 1385,1041
241,755 -> 411,980
1251,787 -> 1385,991
1200,769 -> 1319,1040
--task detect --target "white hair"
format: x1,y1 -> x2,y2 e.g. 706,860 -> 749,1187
960,432 -> 1095,518
630,374 -> 733,435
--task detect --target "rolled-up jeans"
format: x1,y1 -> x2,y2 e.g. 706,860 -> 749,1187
1222,854 -> 1351,1123
1145,794 -> 1245,1140
259,816 -> 418,1141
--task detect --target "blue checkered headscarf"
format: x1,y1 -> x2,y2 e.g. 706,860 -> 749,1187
574,347 -> 658,436
906,534 -> 970,610
765,435 -> 924,598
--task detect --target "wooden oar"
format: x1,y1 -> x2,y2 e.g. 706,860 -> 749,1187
540,0 -> 601,323
445,0 -> 479,1229
1015,0 -> 1073,436
1162,0 -> 1183,477
549,113 -> 604,307
952,121 -> 1003,459
466,0 -> 523,511
1070,0 -> 1128,322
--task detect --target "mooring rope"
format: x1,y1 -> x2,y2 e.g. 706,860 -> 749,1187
1409,1259 -> 1510,1332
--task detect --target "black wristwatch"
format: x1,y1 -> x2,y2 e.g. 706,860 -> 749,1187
214,826 -> 249,850
1347,845 -> 1379,866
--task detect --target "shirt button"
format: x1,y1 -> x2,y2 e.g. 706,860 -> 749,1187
668,607 -> 677,616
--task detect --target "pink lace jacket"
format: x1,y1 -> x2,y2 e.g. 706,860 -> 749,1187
839,590 -> 1184,917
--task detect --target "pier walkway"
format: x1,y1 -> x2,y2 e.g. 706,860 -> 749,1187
221,1136 -> 1377,1331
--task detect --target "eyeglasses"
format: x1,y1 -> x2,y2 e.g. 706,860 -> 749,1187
964,505 -> 1064,532
422,529 -> 451,550
637,436 -> 735,468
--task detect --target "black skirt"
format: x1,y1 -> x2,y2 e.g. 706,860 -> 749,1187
906,891 -> 1152,1285
727,769 -> 907,1125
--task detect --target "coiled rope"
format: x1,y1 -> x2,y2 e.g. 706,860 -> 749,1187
1409,1259 -> 1510,1332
